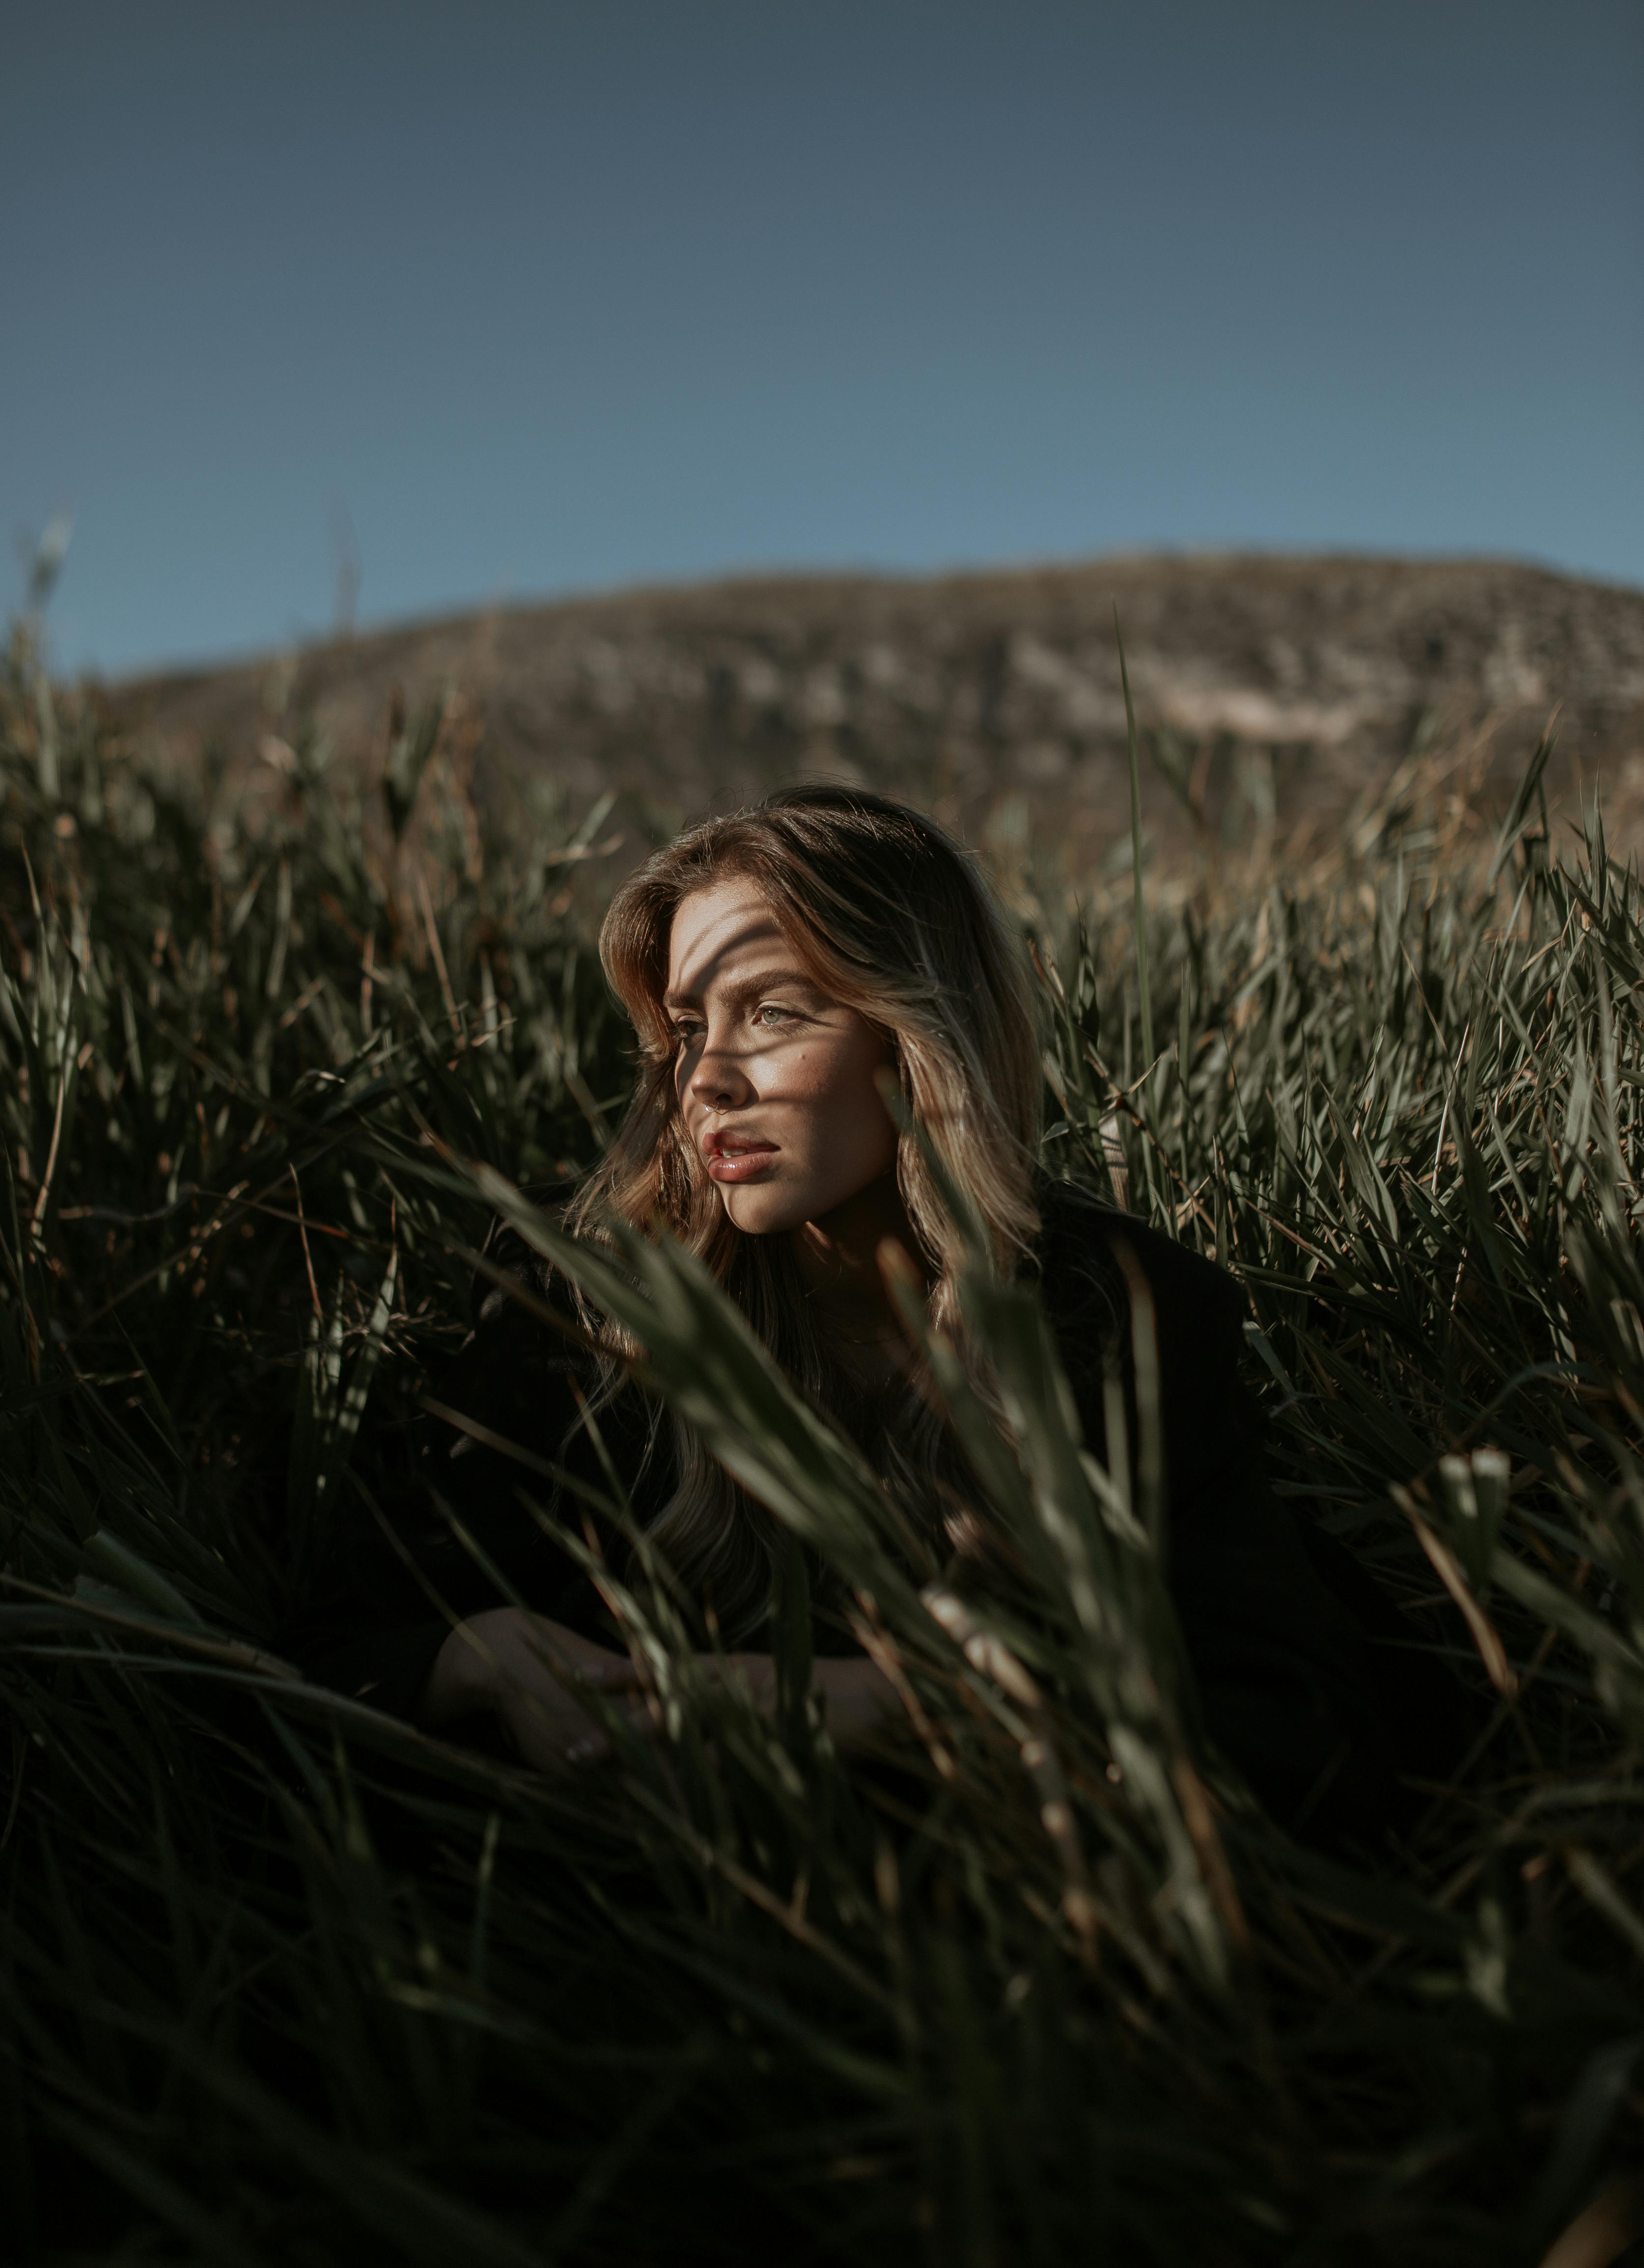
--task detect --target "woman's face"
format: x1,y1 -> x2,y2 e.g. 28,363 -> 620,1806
665,876 -> 899,1236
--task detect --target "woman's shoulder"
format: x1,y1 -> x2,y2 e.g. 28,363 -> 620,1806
1032,1176 -> 1247,1354
432,1177 -> 609,1462
469,1177 -> 584,1331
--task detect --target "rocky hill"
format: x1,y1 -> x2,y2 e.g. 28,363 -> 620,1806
109,553 -> 1644,873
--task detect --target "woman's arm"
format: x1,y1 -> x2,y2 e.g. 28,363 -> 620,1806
688,1651 -> 900,1754
420,1611 -> 899,1769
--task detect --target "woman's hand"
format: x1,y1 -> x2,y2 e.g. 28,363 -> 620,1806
419,1607 -> 643,1773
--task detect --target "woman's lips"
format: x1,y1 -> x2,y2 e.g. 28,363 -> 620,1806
704,1139 -> 779,1184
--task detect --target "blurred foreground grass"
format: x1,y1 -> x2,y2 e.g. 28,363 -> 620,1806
5,645 -> 1644,2266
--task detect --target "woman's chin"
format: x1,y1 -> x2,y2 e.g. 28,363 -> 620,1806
719,1184 -> 810,1237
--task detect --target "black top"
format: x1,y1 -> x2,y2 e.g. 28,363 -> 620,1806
303,1179 -> 1455,1844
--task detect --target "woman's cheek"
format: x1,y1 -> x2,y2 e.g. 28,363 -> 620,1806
762,1039 -> 822,1099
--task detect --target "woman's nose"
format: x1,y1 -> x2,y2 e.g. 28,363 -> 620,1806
688,1035 -> 753,1108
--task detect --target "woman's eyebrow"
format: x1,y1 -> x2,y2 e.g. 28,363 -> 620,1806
662,967 -> 815,1012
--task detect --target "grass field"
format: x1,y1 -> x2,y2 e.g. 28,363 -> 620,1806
5,638 -> 1644,2266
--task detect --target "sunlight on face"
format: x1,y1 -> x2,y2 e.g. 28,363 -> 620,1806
665,878 -> 898,1236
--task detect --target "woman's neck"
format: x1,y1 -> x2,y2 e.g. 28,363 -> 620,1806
789,1173 -> 927,1371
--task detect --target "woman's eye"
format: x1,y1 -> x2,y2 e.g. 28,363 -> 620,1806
753,1003 -> 794,1027
670,1023 -> 703,1048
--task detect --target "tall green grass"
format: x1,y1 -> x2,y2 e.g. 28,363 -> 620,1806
4,637 -> 1644,2265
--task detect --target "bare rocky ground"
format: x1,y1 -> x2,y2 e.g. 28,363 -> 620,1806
106,553 -> 1644,881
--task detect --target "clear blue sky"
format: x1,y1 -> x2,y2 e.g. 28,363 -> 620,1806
5,0 -> 1641,678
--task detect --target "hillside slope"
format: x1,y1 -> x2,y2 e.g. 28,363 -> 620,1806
110,553 -> 1644,869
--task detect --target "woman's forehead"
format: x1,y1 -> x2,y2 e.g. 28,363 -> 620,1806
665,879 -> 804,1002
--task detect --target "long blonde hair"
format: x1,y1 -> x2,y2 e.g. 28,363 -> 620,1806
566,784 -> 1044,1635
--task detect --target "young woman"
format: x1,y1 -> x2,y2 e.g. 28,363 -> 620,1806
313,786 -> 1447,1841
